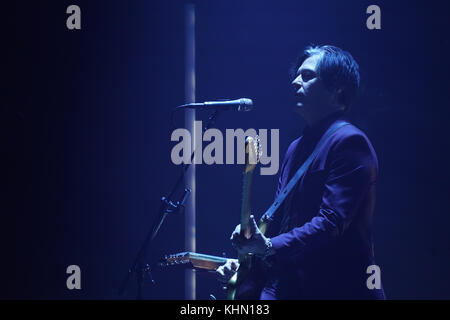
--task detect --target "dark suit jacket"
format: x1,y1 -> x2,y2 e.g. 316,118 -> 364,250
237,112 -> 386,300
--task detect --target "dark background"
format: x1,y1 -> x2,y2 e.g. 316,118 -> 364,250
2,0 -> 450,299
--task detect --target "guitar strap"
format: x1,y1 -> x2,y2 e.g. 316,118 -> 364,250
259,120 -> 350,226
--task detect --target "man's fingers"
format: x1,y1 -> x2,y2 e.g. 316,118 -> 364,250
216,260 -> 239,283
230,224 -> 241,240
249,215 -> 258,233
223,266 -> 233,275
216,268 -> 229,283
216,265 -> 224,276
231,231 -> 244,248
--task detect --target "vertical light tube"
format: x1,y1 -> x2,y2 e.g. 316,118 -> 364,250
184,3 -> 196,300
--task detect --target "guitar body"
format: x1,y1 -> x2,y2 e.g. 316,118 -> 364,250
226,217 -> 270,300
226,251 -> 252,300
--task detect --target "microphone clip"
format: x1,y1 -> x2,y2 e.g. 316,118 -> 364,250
161,188 -> 191,215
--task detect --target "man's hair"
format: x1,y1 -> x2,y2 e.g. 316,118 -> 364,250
291,45 -> 360,111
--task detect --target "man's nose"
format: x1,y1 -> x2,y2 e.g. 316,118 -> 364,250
292,75 -> 302,90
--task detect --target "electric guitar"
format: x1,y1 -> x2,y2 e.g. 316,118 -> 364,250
160,136 -> 262,299
225,135 -> 262,299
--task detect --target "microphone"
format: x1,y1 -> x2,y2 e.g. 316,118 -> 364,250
175,98 -> 254,112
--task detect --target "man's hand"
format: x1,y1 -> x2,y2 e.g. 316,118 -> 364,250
216,259 -> 239,283
230,215 -> 273,257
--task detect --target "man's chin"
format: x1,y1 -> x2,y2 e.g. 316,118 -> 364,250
295,103 -> 312,120
294,102 -> 305,113
294,106 -> 304,117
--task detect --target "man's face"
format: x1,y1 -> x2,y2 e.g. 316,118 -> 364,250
292,54 -> 337,123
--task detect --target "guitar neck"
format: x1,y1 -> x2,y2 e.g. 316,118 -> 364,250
240,171 -> 253,236
160,252 -> 228,271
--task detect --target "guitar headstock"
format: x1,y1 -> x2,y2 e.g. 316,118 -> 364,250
244,135 -> 262,174
159,252 -> 228,271
159,252 -> 190,267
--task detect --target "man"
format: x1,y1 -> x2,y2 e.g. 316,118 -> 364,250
216,45 -> 386,299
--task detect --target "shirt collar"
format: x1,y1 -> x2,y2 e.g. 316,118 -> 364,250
302,110 -> 346,140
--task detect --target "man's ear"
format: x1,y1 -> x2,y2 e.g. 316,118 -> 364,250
331,88 -> 345,111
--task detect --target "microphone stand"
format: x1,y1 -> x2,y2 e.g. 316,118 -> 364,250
119,109 -> 222,299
